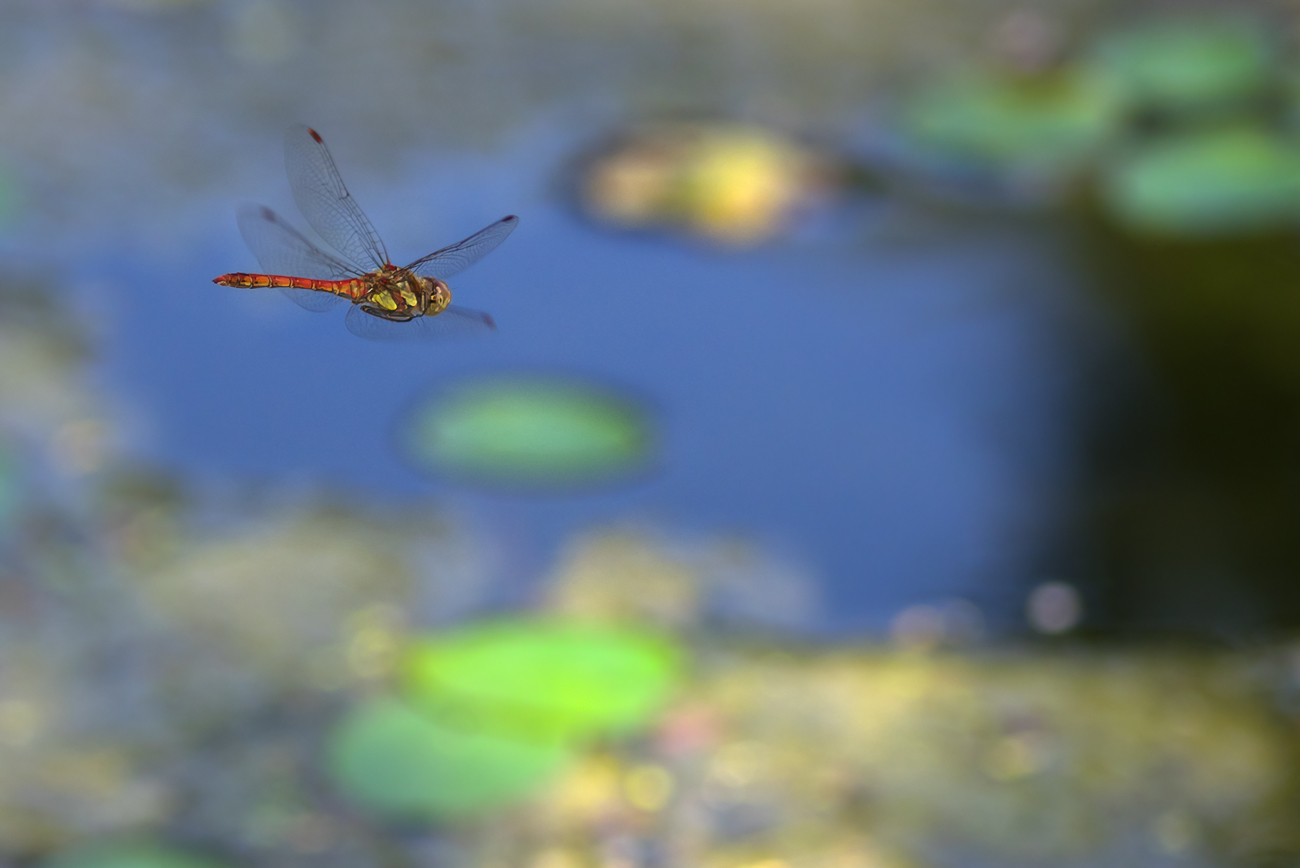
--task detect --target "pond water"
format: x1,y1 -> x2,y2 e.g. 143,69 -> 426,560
8,3 -> 1300,867
0,0 -> 1089,634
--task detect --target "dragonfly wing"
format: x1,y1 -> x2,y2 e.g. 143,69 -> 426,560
279,287 -> 346,312
234,204 -> 356,312
236,205 -> 362,278
439,305 -> 498,332
285,125 -> 390,272
345,303 -> 497,342
405,215 -> 519,280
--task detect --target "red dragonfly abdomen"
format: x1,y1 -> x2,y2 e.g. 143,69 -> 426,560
211,273 -> 365,300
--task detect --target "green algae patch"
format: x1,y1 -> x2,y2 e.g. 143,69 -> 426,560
402,619 -> 683,743
1087,17 -> 1275,113
46,844 -> 227,868
1102,127 -> 1300,235
327,697 -> 570,819
402,377 -> 653,489
897,68 -> 1119,175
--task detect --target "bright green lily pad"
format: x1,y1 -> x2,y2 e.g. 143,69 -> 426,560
1087,18 -> 1275,112
402,619 -> 683,743
327,697 -> 570,819
1102,127 -> 1300,235
46,843 -> 227,868
897,68 -> 1119,173
402,377 -> 653,488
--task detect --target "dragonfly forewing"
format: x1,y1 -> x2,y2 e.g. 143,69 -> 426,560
284,125 -> 391,272
234,204 -> 357,311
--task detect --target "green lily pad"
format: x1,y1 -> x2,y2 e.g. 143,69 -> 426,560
897,68 -> 1119,174
1087,18 -> 1275,112
1102,127 -> 1300,235
402,377 -> 653,488
327,697 -> 570,819
402,619 -> 682,743
46,843 -> 227,868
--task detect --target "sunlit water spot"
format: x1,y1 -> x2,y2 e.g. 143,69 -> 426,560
889,599 -> 983,650
347,625 -> 401,680
0,698 -> 41,747
1026,581 -> 1083,634
708,740 -> 769,790
1151,810 -> 1200,855
50,418 -> 109,476
981,732 -> 1052,781
624,764 -> 674,811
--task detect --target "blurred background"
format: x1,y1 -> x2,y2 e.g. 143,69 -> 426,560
2,0 -> 1300,865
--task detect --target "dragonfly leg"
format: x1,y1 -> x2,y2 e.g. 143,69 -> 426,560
358,303 -> 416,322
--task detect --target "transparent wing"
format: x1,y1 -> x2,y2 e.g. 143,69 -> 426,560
284,124 -> 390,271
234,204 -> 355,312
345,304 -> 497,342
404,215 -> 519,280
236,204 -> 362,278
278,287 -> 346,312
281,287 -> 347,312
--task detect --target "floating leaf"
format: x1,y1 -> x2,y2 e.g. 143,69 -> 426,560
896,68 -> 1119,175
402,619 -> 683,743
327,697 -> 570,819
401,377 -> 654,489
1087,18 -> 1275,112
46,844 -> 227,868
580,122 -> 838,244
1101,127 -> 1300,235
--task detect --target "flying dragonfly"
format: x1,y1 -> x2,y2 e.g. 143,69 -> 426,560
213,124 -> 518,340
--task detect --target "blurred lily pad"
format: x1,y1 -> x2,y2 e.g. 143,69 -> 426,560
1087,18 -> 1275,113
896,68 -> 1119,176
401,376 -> 654,489
579,122 -> 839,244
1101,127 -> 1300,235
46,843 -> 227,868
327,697 -> 570,819
402,619 -> 683,743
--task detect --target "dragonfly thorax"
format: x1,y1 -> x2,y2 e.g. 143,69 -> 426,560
359,270 -> 452,320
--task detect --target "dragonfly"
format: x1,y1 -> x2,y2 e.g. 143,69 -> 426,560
214,124 -> 518,341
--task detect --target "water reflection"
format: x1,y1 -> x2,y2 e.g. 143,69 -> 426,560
1061,215 -> 1300,635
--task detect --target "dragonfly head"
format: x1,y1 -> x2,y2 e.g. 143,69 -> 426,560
423,278 -> 452,316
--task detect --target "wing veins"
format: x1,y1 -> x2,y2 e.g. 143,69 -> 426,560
235,204 -> 365,279
285,124 -> 391,271
404,215 -> 519,280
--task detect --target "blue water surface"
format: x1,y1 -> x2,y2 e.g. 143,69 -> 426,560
0,9 -> 1085,634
